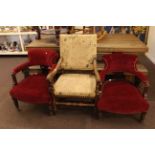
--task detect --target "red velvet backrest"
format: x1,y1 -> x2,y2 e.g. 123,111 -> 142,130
103,53 -> 138,74
28,48 -> 58,66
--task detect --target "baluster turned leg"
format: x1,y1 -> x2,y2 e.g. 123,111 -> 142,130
47,95 -> 56,115
52,99 -> 57,115
47,104 -> 52,116
48,79 -> 57,115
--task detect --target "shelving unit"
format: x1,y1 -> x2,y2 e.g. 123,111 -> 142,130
0,51 -> 27,55
0,26 -> 37,55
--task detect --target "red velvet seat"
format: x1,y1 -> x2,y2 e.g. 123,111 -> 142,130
97,53 -> 150,121
9,48 -> 58,114
97,81 -> 149,114
10,74 -> 50,104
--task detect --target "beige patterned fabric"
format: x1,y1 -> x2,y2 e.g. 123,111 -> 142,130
54,74 -> 96,98
60,34 -> 97,70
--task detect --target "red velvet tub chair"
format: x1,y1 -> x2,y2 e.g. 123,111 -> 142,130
10,48 -> 58,114
97,53 -> 150,122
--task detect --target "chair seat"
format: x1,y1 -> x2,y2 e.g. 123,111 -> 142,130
54,74 -> 96,98
97,81 -> 149,114
10,74 -> 50,104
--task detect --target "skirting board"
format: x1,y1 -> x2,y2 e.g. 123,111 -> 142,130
145,53 -> 155,64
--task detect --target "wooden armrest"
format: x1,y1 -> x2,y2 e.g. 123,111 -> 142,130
47,58 -> 62,82
93,58 -> 101,83
93,59 -> 102,97
138,81 -> 150,99
143,84 -> 149,99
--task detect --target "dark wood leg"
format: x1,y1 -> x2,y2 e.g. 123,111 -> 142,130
47,104 -> 52,116
48,79 -> 56,115
52,99 -> 57,115
139,112 -> 146,122
48,99 -> 56,115
12,97 -> 20,111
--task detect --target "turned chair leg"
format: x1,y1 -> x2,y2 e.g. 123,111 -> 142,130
47,101 -> 56,116
52,102 -> 57,115
139,112 -> 146,122
47,104 -> 52,116
47,104 -> 56,116
52,99 -> 57,115
11,97 -> 20,111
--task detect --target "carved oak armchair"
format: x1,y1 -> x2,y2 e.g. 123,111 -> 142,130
47,34 -> 101,114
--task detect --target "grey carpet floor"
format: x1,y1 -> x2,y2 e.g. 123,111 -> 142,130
0,55 -> 155,129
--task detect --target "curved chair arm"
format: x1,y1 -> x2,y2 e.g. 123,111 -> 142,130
93,58 -> 101,83
134,71 -> 150,98
134,71 -> 150,87
13,61 -> 30,74
47,58 -> 62,83
142,84 -> 149,99
99,69 -> 150,98
11,61 -> 30,85
93,59 -> 102,98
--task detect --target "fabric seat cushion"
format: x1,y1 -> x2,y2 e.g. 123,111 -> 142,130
10,74 -> 50,104
54,73 -> 96,98
97,81 -> 149,114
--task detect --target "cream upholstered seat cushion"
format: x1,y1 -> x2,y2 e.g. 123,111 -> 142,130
54,74 -> 96,98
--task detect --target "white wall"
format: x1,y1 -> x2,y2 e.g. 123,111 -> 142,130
146,26 -> 155,64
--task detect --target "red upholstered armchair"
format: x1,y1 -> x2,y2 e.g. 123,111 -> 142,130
10,48 -> 58,114
97,53 -> 150,122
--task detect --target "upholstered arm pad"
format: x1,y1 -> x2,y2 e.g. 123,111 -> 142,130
47,58 -> 62,82
13,61 -> 30,74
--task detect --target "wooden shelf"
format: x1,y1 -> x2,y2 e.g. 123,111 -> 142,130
20,32 -> 37,35
0,31 -> 37,36
0,51 -> 27,55
0,32 -> 19,36
0,27 -> 37,55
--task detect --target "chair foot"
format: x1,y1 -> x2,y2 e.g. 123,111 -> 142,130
47,106 -> 51,116
47,104 -> 56,116
11,97 -> 20,111
52,106 -> 56,115
47,105 -> 52,116
52,111 -> 56,116
52,100 -> 57,115
139,112 -> 146,122
95,109 -> 102,119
